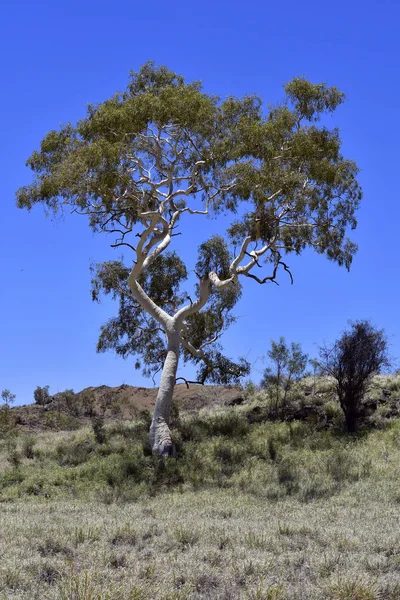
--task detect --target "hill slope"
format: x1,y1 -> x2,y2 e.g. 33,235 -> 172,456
11,383 -> 244,431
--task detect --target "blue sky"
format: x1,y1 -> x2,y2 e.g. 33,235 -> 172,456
1,0 -> 399,405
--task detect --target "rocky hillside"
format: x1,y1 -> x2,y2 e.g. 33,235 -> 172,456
6,372 -> 400,434
9,383 -> 245,432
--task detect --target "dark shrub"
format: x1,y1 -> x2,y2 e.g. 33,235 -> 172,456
92,415 -> 106,444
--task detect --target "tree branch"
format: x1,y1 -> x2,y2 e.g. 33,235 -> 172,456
175,377 -> 204,388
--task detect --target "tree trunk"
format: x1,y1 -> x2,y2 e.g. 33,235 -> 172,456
339,390 -> 359,434
149,330 -> 180,456
344,408 -> 357,433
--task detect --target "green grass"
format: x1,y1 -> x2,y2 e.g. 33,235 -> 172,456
1,397 -> 400,598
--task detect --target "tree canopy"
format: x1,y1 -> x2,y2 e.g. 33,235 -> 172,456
17,62 -> 362,386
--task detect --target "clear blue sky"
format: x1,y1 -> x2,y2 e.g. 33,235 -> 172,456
1,0 -> 399,405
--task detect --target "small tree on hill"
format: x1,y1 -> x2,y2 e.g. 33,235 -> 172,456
318,320 -> 390,432
261,337 -> 308,417
17,63 -> 361,455
59,389 -> 79,416
34,385 -> 50,408
1,389 -> 16,408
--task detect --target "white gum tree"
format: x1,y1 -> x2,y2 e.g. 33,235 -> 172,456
17,63 -> 362,455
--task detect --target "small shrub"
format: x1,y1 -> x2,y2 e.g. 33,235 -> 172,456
151,455 -> 185,489
243,379 -> 258,397
44,412 -> 80,431
56,567 -> 105,600
80,389 -> 96,417
277,457 -> 298,494
195,573 -> 219,593
214,440 -> 243,465
0,405 -> 17,436
37,564 -> 61,585
174,526 -> 199,548
59,389 -> 79,416
0,470 -> 24,488
37,538 -> 73,558
23,436 -> 36,459
1,566 -> 24,590
7,447 -> 22,469
327,577 -> 376,600
56,439 -> 95,466
110,524 -> 137,546
121,450 -> 151,482
268,437 -> 277,460
92,415 -> 106,444
261,337 -> 308,420
139,409 -> 152,428
107,552 -> 127,568
25,480 -> 44,496
207,411 -> 249,438
326,449 -> 356,484
325,400 -> 341,420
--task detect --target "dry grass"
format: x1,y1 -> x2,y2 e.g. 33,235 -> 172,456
1,477 -> 400,599
1,378 -> 400,598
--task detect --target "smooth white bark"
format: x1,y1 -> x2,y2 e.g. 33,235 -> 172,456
149,330 -> 180,455
120,133 -> 288,455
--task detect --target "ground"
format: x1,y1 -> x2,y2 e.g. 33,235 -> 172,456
1,376 -> 400,599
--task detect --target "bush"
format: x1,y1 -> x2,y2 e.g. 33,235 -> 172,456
80,389 -> 96,416
7,440 -> 22,469
34,385 -> 50,407
59,389 -> 79,416
23,436 -> 36,459
43,412 -> 80,431
319,320 -> 390,432
0,405 -> 17,437
261,338 -> 308,419
56,439 -> 95,466
92,415 -> 106,444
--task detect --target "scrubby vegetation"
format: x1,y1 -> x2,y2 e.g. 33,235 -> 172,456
318,320 -> 391,433
1,373 -> 400,598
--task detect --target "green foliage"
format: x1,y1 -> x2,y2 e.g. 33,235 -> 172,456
1,389 -> 16,407
59,389 -> 79,416
91,254 -> 187,378
33,385 -> 50,407
319,320 -> 390,432
17,62 -> 361,386
92,415 -> 106,444
7,447 -> 22,469
261,337 -> 308,418
80,389 -> 96,417
22,436 -> 36,459
43,411 -> 80,431
284,77 -> 345,121
0,404 -> 17,436
56,438 -> 95,467
1,403 -> 400,509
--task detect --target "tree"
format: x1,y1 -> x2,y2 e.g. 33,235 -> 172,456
1,389 -> 16,408
58,389 -> 79,416
33,385 -> 50,407
318,320 -> 390,432
17,63 -> 362,455
261,337 -> 308,417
